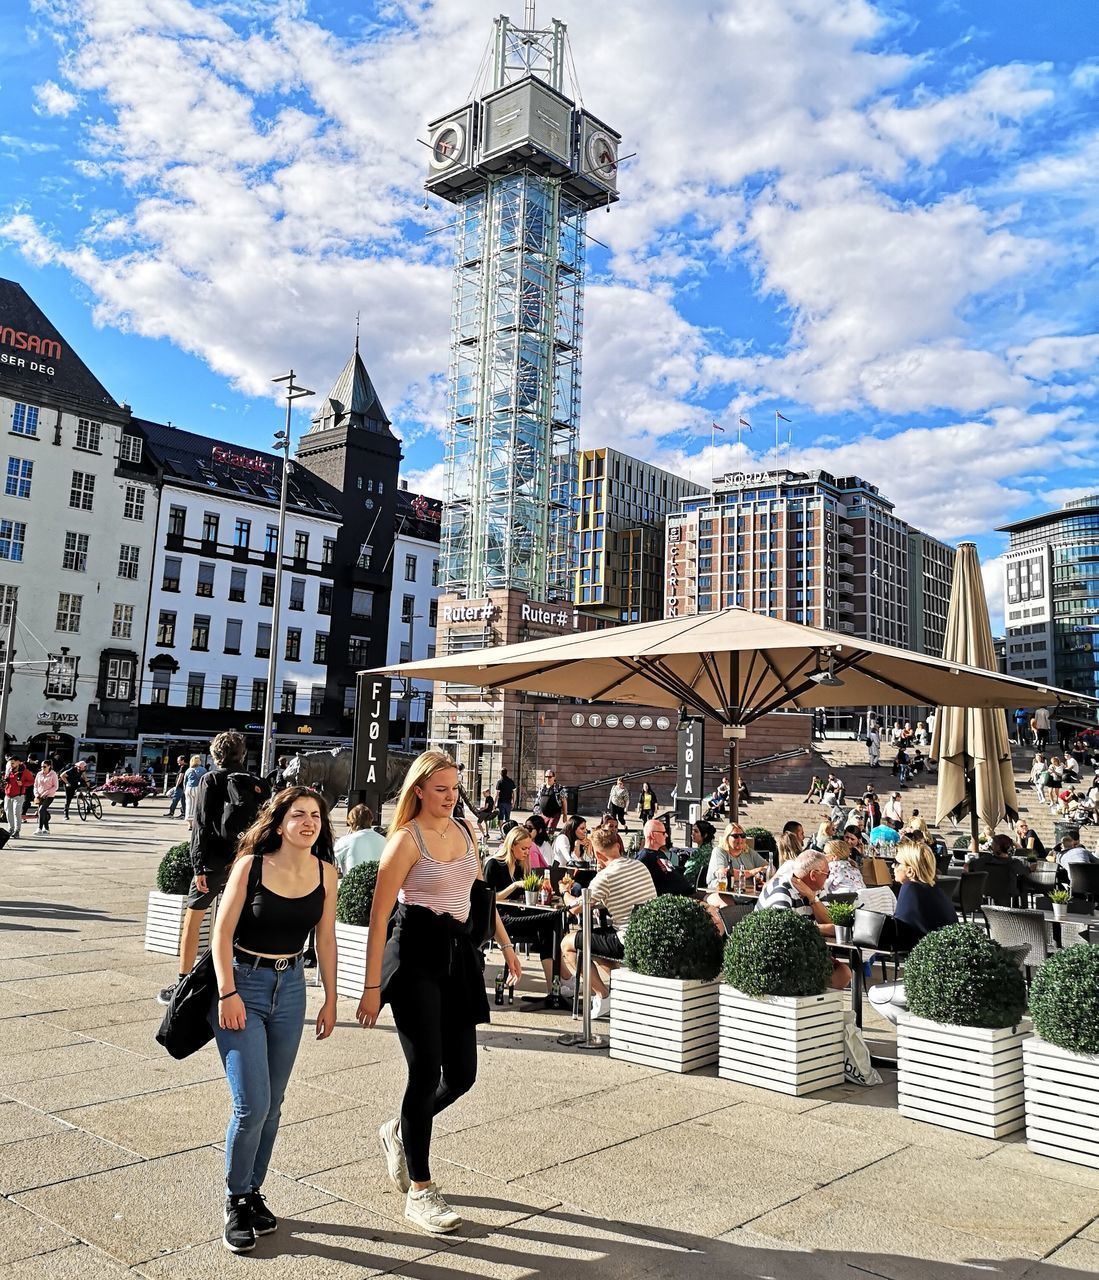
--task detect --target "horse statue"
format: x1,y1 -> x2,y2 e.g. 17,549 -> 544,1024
281,747 -> 419,811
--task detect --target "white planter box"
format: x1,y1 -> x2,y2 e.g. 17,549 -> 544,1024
335,922 -> 369,1000
144,891 -> 210,957
897,1015 -> 1029,1140
1024,1037 -> 1099,1169
718,986 -> 845,1096
609,970 -> 719,1073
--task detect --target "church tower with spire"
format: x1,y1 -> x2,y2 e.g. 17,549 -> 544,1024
295,339 -> 402,725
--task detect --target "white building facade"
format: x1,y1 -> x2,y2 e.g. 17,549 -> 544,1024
387,485 -> 442,749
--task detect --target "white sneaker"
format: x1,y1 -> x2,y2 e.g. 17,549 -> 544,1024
379,1117 -> 410,1192
405,1182 -> 461,1234
591,993 -> 612,1020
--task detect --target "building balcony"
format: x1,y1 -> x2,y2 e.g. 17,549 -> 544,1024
839,541 -> 855,555
840,523 -> 854,537
838,580 -> 854,596
837,621 -> 856,633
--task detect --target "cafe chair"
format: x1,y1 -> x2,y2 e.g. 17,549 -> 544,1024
935,874 -> 961,904
1068,863 -> 1099,908
956,871 -> 988,923
981,861 -> 1020,907
982,905 -> 1053,983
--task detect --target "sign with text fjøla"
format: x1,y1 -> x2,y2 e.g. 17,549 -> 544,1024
351,672 -> 389,816
676,717 -> 705,819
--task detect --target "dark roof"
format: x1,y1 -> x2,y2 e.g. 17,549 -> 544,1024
998,498 -> 1099,536
134,417 -> 343,518
307,344 -> 394,438
0,277 -> 121,413
395,486 -> 442,544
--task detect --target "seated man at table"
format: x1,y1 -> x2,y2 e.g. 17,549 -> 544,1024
636,817 -> 692,896
1054,827 -> 1098,874
559,825 -> 656,1018
755,851 -> 851,990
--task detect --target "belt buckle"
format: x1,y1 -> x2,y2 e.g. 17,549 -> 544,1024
275,957 -> 290,972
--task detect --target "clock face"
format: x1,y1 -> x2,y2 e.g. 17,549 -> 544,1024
429,120 -> 466,171
585,129 -> 618,181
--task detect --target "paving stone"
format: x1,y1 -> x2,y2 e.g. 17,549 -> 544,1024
3,1052 -> 223,1113
547,1072 -> 745,1139
269,1105 -> 390,1179
0,1103 -> 72,1147
807,1084 -> 1003,1159
0,989 -> 64,1021
0,1242 -> 136,1276
0,1019 -> 87,1057
1,971 -> 157,1011
981,1140 -> 1099,1192
0,1128 -> 141,1194
1039,1237 -> 1099,1273
0,1197 -> 76,1265
39,999 -> 157,1032
13,1147 -> 332,1266
0,1039 -> 146,1087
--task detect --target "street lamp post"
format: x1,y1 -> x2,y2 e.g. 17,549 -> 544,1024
403,611 -> 423,751
261,370 -> 314,778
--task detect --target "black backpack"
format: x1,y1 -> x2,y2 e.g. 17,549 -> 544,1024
536,785 -> 561,818
217,772 -> 271,857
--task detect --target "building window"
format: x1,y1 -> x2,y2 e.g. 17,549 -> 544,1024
75,418 -> 101,452
342,685 -> 355,718
191,615 -> 210,651
285,627 -> 301,661
55,593 -> 82,633
428,599 -> 438,628
150,670 -> 169,704
220,675 -> 237,711
314,632 -> 329,663
111,603 -> 133,639
310,685 -> 324,716
256,622 -> 272,658
401,594 -> 415,624
321,537 -> 335,567
69,470 -> 94,510
399,640 -> 411,663
167,505 -> 186,537
201,512 -> 219,543
105,656 -> 134,701
46,652 -> 78,697
196,562 -> 215,596
432,559 -> 440,587
251,678 -> 267,712
294,530 -> 309,560
265,524 -> 278,555
0,520 -> 25,562
62,531 -> 91,573
281,682 -> 296,714
156,610 -> 176,646
357,541 -> 372,568
351,588 -> 373,619
318,584 -> 333,614
348,635 -> 370,666
119,434 -> 143,464
162,557 -> 182,592
123,484 -> 145,521
224,618 -> 242,654
186,672 -> 205,708
7,458 -> 33,499
405,553 -> 417,582
259,574 -> 275,607
118,544 -> 140,579
234,518 -> 251,548
288,578 -> 305,611
12,403 -> 38,437
229,567 -> 246,601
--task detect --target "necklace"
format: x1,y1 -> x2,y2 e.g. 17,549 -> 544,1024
423,821 -> 450,838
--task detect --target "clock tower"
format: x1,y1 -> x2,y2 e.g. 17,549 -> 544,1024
427,8 -> 620,601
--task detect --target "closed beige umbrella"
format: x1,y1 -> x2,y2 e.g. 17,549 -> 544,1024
932,542 -> 1019,840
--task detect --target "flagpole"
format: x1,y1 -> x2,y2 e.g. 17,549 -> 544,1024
710,421 -> 715,488
774,410 -> 780,477
737,419 -> 743,450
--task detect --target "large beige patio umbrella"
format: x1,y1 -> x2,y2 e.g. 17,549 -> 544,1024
932,542 -> 1019,841
375,607 -> 1091,820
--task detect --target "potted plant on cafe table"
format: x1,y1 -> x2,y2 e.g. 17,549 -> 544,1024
897,923 -> 1029,1139
1023,943 -> 1099,1169
335,861 -> 378,999
827,901 -> 856,945
522,872 -> 542,905
144,842 -> 210,956
719,908 -> 845,1096
1048,889 -> 1070,921
609,895 -> 724,1073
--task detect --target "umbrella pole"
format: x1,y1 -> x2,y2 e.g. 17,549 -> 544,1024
724,725 -> 745,824
968,769 -> 979,852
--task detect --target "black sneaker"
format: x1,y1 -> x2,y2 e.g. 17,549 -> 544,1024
223,1194 -> 255,1253
156,982 -> 179,1007
247,1190 -> 276,1235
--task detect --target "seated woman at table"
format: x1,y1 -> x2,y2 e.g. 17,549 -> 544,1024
683,819 -> 716,888
482,826 -> 561,997
706,824 -> 768,890
551,815 -> 591,866
821,838 -> 865,896
777,823 -> 803,866
809,818 -> 836,852
593,812 -> 626,855
524,814 -> 550,869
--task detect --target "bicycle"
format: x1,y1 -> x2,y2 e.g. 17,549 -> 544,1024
76,792 -> 103,821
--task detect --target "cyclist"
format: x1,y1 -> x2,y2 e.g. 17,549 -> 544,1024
59,760 -> 90,821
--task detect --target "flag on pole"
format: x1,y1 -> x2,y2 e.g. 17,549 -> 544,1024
739,418 -> 752,431
711,420 -> 725,433
776,411 -> 791,423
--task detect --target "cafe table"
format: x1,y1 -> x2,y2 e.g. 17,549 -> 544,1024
825,938 -> 896,1068
1040,908 -> 1096,946
495,895 -> 569,1007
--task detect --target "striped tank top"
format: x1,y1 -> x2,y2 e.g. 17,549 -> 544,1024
397,819 -> 478,923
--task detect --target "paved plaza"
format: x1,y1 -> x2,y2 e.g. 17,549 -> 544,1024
1,805 -> 1098,1279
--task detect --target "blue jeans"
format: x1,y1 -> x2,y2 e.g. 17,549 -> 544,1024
497,801 -> 512,825
167,785 -> 184,817
210,959 -> 306,1195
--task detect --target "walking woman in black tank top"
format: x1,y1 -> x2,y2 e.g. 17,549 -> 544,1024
210,786 -> 338,1254
357,751 -> 522,1236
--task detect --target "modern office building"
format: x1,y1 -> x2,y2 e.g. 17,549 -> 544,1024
998,494 -> 1099,699
387,484 -> 443,748
665,467 -> 953,654
573,447 -> 706,623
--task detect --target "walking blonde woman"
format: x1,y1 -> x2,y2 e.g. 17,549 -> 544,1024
357,751 -> 521,1236
184,754 -> 206,828
210,787 -> 338,1254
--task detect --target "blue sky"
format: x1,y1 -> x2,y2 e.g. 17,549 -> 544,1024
2,0 -> 1097,627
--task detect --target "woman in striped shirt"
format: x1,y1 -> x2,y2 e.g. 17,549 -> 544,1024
356,752 -> 521,1237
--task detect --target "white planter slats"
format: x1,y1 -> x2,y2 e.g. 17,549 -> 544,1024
1023,1038 -> 1099,1169
144,891 -> 210,956
335,922 -> 369,1000
897,1016 -> 1029,1140
719,986 -> 845,1095
609,970 -> 719,1073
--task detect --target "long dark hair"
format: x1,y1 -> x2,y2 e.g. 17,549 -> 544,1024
237,786 -> 335,864
564,814 -> 587,851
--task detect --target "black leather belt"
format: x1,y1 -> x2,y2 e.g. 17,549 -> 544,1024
234,947 -> 303,971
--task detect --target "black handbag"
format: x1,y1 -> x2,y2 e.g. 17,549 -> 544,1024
155,949 -> 217,1059
467,880 -> 497,948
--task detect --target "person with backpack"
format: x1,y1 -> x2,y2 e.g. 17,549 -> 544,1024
533,769 -> 566,832
58,760 -> 90,819
158,731 -> 271,1007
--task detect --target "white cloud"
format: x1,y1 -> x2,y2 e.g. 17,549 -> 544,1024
980,554 -> 1006,635
33,80 -> 79,116
1010,334 -> 1099,380
401,461 -> 446,501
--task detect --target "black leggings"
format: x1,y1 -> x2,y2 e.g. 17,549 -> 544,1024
389,975 -> 478,1183
498,907 -> 560,960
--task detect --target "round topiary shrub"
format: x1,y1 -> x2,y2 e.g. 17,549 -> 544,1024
722,908 -> 832,998
1029,944 -> 1099,1057
952,835 -> 971,850
623,895 -> 723,981
336,861 -> 379,927
904,923 -> 1027,1029
744,827 -> 777,859
156,842 -> 193,895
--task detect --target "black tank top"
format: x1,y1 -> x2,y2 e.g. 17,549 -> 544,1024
235,854 -> 324,955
